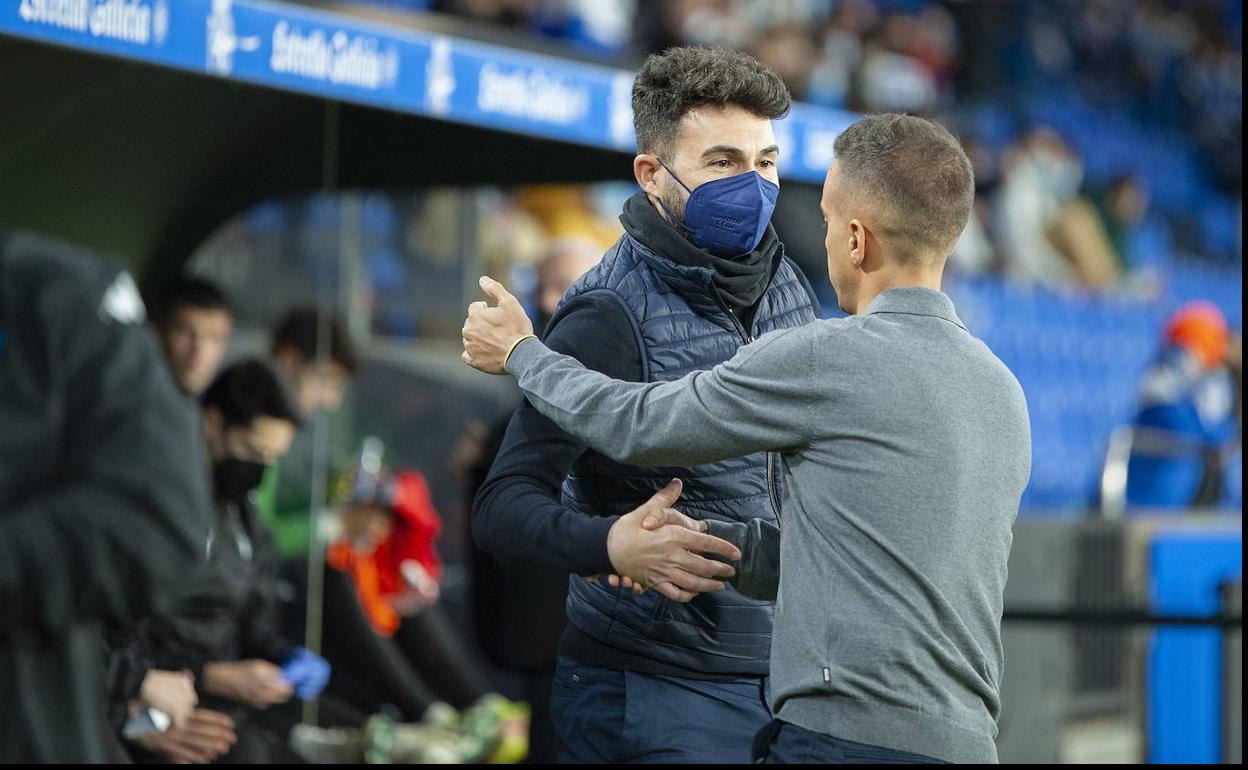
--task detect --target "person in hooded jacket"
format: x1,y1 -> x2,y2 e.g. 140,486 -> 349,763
0,231 -> 212,762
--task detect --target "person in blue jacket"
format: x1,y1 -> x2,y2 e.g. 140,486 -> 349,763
1127,302 -> 1239,509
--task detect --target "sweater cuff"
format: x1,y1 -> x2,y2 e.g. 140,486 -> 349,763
504,336 -> 543,376
577,514 -> 621,576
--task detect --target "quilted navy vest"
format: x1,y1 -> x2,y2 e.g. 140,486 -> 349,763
556,231 -> 818,675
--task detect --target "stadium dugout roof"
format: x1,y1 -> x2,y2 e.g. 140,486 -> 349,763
0,0 -> 854,286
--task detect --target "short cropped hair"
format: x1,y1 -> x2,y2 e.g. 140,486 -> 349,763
632,46 -> 791,157
153,276 -> 231,328
832,114 -> 975,262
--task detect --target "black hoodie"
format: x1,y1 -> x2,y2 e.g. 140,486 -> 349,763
0,232 -> 212,762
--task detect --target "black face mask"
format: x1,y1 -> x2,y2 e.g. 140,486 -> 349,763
213,458 -> 268,501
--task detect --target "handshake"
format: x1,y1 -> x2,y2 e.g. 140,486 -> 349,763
591,479 -> 743,603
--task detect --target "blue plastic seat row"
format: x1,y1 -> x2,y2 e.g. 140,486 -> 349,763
945,264 -> 1240,514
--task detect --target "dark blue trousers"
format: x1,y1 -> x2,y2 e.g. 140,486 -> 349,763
753,719 -> 947,764
550,656 -> 772,764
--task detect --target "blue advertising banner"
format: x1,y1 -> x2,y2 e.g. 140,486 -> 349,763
1,0 -> 854,183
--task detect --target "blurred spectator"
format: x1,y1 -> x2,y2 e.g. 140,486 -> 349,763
530,236 -> 604,332
151,276 -> 234,397
947,136 -> 1000,275
461,236 -> 601,764
1125,302 -> 1240,509
1179,32 -> 1243,192
272,308 -> 359,417
130,360 -> 325,764
857,31 -> 937,112
0,232 -> 212,762
253,310 -> 362,745
429,0 -> 634,52
751,25 -> 822,104
513,185 -> 621,248
663,0 -> 755,49
316,456 -> 530,763
1088,173 -> 1151,274
258,308 -> 361,561
908,3 -> 959,95
996,128 -> 1081,285
109,281 -> 236,760
996,128 -> 1120,290
805,0 -> 872,108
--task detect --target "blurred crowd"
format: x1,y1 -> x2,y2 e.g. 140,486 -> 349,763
353,0 -> 1240,183
339,0 -> 1241,295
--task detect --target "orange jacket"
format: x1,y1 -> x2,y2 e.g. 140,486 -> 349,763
327,471 -> 443,637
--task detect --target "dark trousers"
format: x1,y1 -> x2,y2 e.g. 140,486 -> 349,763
753,719 -> 947,764
518,668 -> 557,765
550,656 -> 771,764
320,566 -> 491,720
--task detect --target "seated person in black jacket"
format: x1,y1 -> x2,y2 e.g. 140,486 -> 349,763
125,360 -> 329,763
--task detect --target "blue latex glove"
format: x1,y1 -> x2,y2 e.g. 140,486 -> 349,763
280,647 -> 331,700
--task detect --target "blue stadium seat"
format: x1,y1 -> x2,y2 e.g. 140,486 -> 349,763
947,264 -> 1240,515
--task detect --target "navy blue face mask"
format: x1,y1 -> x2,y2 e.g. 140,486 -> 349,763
656,159 -> 780,258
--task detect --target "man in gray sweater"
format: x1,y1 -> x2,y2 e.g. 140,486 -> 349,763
461,114 -> 1031,763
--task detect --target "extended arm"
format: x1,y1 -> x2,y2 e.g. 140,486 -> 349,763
505,325 -> 817,467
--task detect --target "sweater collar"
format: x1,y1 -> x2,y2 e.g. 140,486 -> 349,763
863,286 -> 966,330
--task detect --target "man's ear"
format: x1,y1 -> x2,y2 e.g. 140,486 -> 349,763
634,153 -> 662,194
848,219 -> 866,268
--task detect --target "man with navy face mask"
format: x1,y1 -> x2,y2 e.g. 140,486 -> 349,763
472,47 -> 819,763
652,156 -> 780,258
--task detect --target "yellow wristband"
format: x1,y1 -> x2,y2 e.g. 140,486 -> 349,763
504,334 -> 538,367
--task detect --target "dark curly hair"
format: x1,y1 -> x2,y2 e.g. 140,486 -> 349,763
632,46 -> 791,156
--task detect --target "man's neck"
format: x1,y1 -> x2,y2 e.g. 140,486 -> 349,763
852,268 -> 944,314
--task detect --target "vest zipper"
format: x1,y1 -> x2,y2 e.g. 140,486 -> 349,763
766,453 -> 782,523
713,290 -> 783,524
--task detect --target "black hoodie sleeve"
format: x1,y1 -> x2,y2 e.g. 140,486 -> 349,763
472,293 -> 642,576
103,623 -> 154,712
